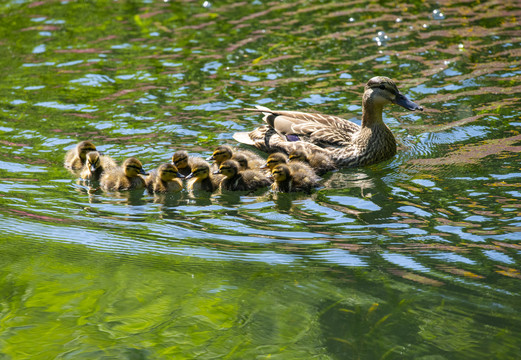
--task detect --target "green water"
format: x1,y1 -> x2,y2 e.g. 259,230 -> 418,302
1,0 -> 521,358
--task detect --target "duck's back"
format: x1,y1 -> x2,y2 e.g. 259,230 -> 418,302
241,107 -> 360,147
64,150 -> 83,170
221,175 -> 246,191
147,176 -> 182,193
242,169 -> 272,189
305,153 -> 337,175
222,171 -> 270,191
234,150 -> 264,169
288,161 -> 320,182
101,168 -> 145,191
291,171 -> 319,193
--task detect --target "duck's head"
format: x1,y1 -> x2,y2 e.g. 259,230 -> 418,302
158,163 -> 184,182
123,157 -> 148,178
272,164 -> 290,182
216,160 -> 239,178
185,160 -> 210,180
86,151 -> 101,172
264,152 -> 288,170
172,150 -> 189,170
76,141 -> 97,161
288,149 -> 308,163
364,76 -> 423,111
208,145 -> 233,164
232,153 -> 249,170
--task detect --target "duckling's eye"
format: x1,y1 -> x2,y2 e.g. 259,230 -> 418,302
379,84 -> 386,90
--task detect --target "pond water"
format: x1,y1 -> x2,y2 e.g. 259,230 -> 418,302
1,0 -> 520,358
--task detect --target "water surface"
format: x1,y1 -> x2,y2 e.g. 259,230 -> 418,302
1,0 -> 521,358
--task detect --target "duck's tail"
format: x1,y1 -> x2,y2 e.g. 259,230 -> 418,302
232,132 -> 255,145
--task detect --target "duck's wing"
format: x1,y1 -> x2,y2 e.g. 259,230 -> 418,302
244,106 -> 359,146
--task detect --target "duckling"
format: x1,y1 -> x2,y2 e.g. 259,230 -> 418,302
233,76 -> 423,167
100,157 -> 148,191
146,163 -> 184,193
230,153 -> 250,171
64,140 -> 97,170
172,150 -> 194,177
271,164 -> 319,193
216,160 -> 272,191
80,151 -> 117,181
264,152 -> 320,181
208,145 -> 264,170
185,158 -> 222,192
289,148 -> 336,175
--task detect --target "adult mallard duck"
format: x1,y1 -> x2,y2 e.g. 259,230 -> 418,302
64,140 -> 97,170
172,150 -> 194,177
288,149 -> 336,175
207,145 -> 264,170
271,164 -> 319,193
233,76 -> 423,167
216,159 -> 272,191
185,158 -> 222,192
146,163 -> 184,193
100,157 -> 148,191
80,151 -> 117,181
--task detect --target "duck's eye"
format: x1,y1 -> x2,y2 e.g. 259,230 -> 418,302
379,84 -> 386,90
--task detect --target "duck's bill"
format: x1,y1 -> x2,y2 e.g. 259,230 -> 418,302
185,173 -> 194,180
394,93 -> 423,111
213,170 -> 221,175
206,155 -> 215,161
176,172 -> 185,179
90,165 -> 97,172
140,168 -> 149,175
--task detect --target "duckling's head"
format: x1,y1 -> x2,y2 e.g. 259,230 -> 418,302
265,152 -> 288,170
272,164 -> 290,183
172,150 -> 189,170
288,149 -> 308,163
186,159 -> 210,181
209,145 -> 233,165
86,151 -> 101,172
217,160 -> 239,179
76,141 -> 97,161
232,153 -> 249,170
123,157 -> 147,178
158,163 -> 183,182
364,76 -> 423,111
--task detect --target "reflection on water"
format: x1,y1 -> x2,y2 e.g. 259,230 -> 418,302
1,0 -> 521,358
